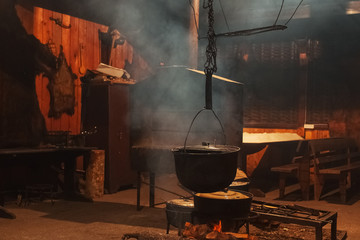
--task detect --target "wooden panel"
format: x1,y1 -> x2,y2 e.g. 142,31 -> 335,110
34,7 -> 44,132
86,20 -> 95,69
247,145 -> 268,177
51,11 -> 63,131
61,13 -> 71,131
31,7 -> 148,136
243,128 -> 303,176
69,16 -> 80,134
93,23 -> 101,69
243,128 -> 299,134
305,129 -> 330,140
41,8 -> 53,130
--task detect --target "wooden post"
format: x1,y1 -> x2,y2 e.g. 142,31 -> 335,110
188,0 -> 199,69
298,40 -> 308,137
298,141 -> 310,200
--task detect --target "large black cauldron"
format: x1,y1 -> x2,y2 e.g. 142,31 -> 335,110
171,145 -> 240,193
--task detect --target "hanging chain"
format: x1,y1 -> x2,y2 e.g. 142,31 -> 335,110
183,0 -> 226,148
203,0 -> 217,77
203,0 -> 217,110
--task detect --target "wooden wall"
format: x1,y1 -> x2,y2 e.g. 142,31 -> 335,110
17,5 -> 147,135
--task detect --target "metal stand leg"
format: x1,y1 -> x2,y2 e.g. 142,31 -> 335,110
315,226 -> 323,240
166,222 -> 170,234
149,172 -> 155,207
136,171 -> 141,211
331,213 -> 338,240
246,221 -> 249,234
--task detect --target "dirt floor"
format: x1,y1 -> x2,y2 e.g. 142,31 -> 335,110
244,222 -> 346,240
0,173 -> 359,239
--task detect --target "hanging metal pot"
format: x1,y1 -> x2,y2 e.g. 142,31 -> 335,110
171,144 -> 240,193
172,0 -> 241,193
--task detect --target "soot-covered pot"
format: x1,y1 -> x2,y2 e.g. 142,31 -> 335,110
171,145 -> 240,193
194,190 -> 253,218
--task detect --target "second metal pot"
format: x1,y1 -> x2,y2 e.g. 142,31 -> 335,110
194,190 -> 253,218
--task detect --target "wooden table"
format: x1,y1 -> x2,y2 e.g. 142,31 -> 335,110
0,146 -> 96,218
131,145 -> 178,210
243,136 -> 311,200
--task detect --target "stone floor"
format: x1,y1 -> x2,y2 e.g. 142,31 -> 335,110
1,173 -> 359,239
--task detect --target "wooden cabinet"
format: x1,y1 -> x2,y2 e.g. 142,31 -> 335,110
82,82 -> 135,193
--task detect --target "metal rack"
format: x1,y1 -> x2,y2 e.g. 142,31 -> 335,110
251,199 -> 339,240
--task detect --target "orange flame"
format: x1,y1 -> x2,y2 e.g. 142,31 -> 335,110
213,221 -> 222,232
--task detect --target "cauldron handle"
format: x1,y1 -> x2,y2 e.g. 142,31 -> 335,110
183,108 -> 226,151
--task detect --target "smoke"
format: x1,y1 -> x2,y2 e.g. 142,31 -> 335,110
61,0 -> 360,173
107,0 -> 191,67
130,66 -> 243,174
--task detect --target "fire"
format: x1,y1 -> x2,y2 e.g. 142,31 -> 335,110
183,221 -> 251,239
213,221 -> 222,232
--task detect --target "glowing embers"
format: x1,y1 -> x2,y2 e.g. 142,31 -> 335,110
182,221 -> 252,240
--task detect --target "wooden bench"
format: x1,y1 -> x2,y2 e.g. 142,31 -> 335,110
309,138 -> 360,203
270,160 -> 300,199
271,140 -> 310,199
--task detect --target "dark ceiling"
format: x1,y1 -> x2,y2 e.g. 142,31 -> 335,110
19,0 -> 192,66
17,0 -> 360,68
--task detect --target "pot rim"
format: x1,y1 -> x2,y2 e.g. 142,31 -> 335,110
171,145 -> 240,155
195,190 -> 253,201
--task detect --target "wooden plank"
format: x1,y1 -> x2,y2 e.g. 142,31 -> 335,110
119,43 -> 125,69
78,18 -> 87,134
319,162 -> 360,174
42,8 -> 54,131
308,137 -> 360,201
127,42 -> 134,64
33,7 -> 45,129
93,23 -> 101,67
86,20 -> 95,69
305,129 -> 330,140
71,16 -> 82,169
244,128 -> 299,134
271,163 -> 298,174
310,138 -> 348,153
316,153 -> 348,165
98,25 -> 108,64
61,13 -> 71,132
50,10 -> 63,131
123,41 -> 129,65
70,16 -> 80,134
188,0 -> 199,68
33,7 -> 43,41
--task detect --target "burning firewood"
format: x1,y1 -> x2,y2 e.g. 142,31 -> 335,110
182,222 -> 255,240
182,222 -> 210,239
205,230 -> 236,240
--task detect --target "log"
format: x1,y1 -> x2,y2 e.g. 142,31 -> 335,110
85,150 -> 105,199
